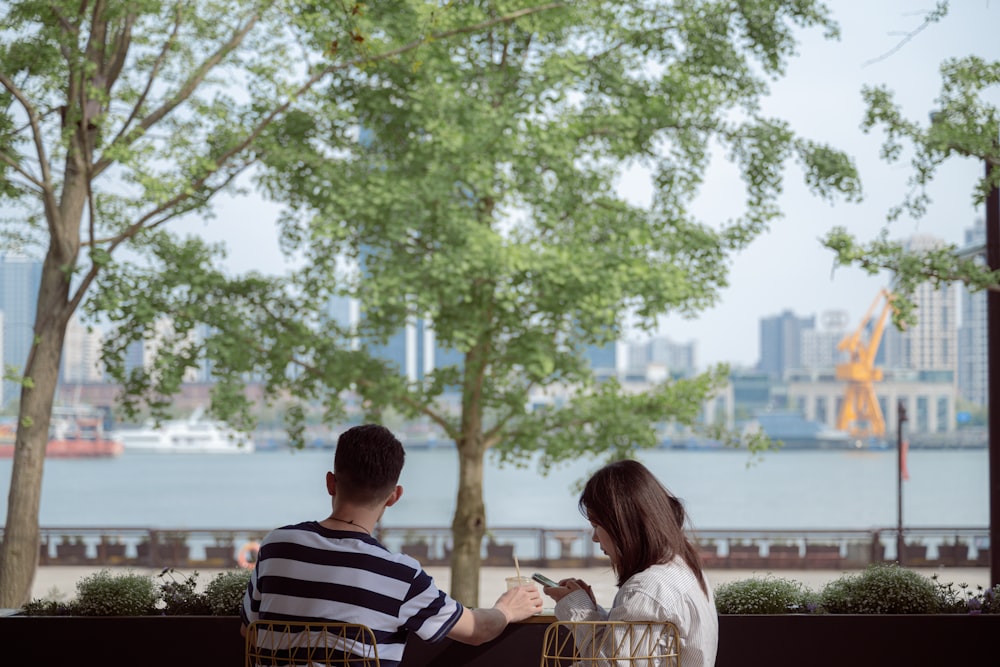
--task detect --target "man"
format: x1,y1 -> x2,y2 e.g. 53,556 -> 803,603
240,423 -> 542,666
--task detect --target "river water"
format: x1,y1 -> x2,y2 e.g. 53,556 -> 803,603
0,447 -> 987,532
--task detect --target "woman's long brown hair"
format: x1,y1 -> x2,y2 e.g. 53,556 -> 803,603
579,459 -> 708,596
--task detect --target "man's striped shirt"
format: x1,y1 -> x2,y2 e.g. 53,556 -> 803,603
241,521 -> 463,667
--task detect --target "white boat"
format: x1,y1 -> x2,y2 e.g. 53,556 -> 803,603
115,410 -> 255,454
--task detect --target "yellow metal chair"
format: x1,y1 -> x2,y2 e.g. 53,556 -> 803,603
540,620 -> 681,667
245,620 -> 380,667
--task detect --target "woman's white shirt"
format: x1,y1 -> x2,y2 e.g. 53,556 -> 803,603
553,558 -> 718,667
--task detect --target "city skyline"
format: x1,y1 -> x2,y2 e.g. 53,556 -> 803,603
19,224 -> 980,383
10,230 -> 979,439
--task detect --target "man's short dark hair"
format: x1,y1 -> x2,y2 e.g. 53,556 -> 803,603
333,424 -> 405,505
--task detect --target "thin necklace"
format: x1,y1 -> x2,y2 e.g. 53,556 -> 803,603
328,516 -> 371,535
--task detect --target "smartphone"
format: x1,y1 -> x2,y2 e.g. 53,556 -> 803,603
532,572 -> 559,587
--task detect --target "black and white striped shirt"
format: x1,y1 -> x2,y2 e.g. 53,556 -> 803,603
241,521 -> 463,667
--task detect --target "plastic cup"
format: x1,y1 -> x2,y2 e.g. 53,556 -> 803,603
505,575 -> 533,591
505,575 -> 540,615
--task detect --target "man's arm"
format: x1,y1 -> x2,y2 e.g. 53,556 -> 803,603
446,584 -> 542,646
446,606 -> 510,646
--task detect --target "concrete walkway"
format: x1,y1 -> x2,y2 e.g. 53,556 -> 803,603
27,564 -> 991,606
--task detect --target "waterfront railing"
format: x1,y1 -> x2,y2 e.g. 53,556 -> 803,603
9,525 -> 988,571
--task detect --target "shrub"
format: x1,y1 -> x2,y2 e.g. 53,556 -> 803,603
158,568 -> 251,615
74,569 -> 159,616
714,576 -> 819,614
932,575 -> 1000,615
21,597 -> 78,616
820,563 -> 940,614
158,569 -> 212,615
204,569 -> 252,615
978,586 -> 1000,614
22,567 -> 251,616
712,564 -> 999,616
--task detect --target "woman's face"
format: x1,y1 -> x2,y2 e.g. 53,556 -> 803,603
590,520 -> 618,567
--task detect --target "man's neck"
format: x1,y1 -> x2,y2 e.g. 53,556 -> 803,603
321,505 -> 378,535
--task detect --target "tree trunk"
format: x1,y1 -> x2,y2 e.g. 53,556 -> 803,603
0,261 -> 73,607
449,437 -> 486,607
0,135 -> 84,607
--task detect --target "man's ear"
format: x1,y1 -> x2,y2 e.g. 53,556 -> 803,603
385,485 -> 403,507
326,471 -> 337,496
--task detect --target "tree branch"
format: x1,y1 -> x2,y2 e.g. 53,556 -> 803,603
138,162 -> 251,235
92,3 -> 568,258
850,254 -> 1000,293
213,297 -> 457,437
104,11 -> 137,89
862,2 -> 948,68
85,155 -> 254,254
0,72 -> 58,229
0,148 -> 44,191
105,4 -> 183,153
483,380 -> 535,445
93,7 -> 265,177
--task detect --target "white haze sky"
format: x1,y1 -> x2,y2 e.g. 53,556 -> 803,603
172,1 -> 1000,371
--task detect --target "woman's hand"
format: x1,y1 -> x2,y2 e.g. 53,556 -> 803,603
542,577 -> 596,605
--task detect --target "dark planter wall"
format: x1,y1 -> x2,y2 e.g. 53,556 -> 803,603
2,614 -> 999,667
0,616 -> 244,667
716,615 -> 1000,667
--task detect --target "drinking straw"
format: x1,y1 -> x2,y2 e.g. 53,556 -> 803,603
514,554 -> 521,581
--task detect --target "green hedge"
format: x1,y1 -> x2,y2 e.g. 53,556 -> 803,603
22,567 -> 251,616
715,563 -> 999,615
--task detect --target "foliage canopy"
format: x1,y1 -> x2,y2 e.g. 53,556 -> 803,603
2,0 -> 864,606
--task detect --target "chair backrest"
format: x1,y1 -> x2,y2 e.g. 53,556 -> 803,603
245,620 -> 380,667
540,620 -> 681,667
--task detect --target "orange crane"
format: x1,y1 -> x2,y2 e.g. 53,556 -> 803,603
835,289 -> 896,440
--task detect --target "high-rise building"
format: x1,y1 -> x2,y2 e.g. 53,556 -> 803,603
650,336 -> 696,376
61,315 -> 105,383
367,317 -> 466,384
189,323 -> 219,383
958,218 -> 988,406
758,310 -> 815,379
355,316 -> 463,383
0,254 -> 43,407
0,311 -> 4,407
585,341 -> 618,379
327,294 -> 353,330
355,242 -> 465,384
122,338 -> 146,377
882,235 -> 958,375
624,339 -> 648,377
372,320 -> 420,381
428,326 -> 464,377
625,336 -> 696,379
112,317 -> 203,384
799,311 -> 849,370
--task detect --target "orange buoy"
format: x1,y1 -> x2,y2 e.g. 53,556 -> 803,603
237,541 -> 260,569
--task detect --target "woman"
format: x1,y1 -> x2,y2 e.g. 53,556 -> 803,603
542,459 -> 717,667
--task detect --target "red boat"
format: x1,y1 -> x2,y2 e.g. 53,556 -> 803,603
0,409 -> 123,459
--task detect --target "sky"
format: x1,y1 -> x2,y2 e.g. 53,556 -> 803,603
171,1 -> 1000,371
